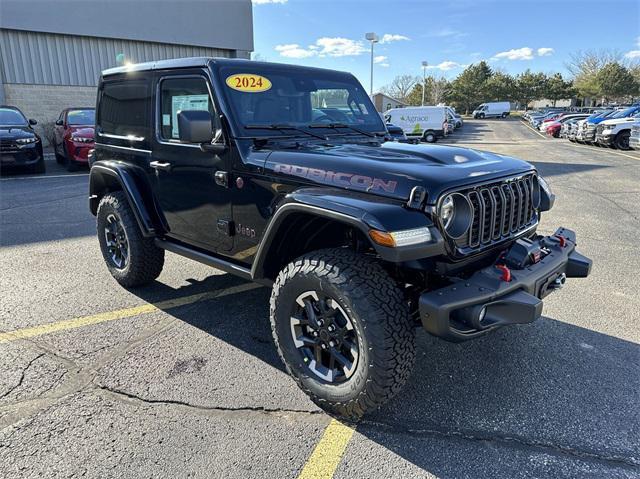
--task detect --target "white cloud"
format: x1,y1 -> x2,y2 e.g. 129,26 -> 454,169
316,37 -> 367,56
427,28 -> 468,39
426,61 -> 466,71
379,33 -> 410,44
274,44 -> 316,59
537,47 -> 554,57
275,37 -> 367,59
492,47 -> 534,61
252,0 -> 287,4
379,63 -> 390,68
624,37 -> 640,59
373,55 -> 388,64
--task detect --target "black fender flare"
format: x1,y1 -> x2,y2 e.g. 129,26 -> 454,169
251,187 -> 445,280
89,161 -> 163,237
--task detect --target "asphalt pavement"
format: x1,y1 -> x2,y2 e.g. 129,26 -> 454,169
1,118 -> 639,478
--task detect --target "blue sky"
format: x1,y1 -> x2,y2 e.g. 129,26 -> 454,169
252,0 -> 639,91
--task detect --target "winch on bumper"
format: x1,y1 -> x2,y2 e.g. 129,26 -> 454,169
420,227 -> 592,342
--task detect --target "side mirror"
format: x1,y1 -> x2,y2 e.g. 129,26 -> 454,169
29,119 -> 37,126
177,110 -> 213,143
55,120 -> 63,126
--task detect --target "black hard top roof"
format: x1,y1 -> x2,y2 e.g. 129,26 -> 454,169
101,57 -> 351,77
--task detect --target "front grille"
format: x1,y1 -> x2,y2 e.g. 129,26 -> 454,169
0,140 -> 18,152
457,174 -> 538,251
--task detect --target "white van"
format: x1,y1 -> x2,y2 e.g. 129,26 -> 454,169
384,106 -> 447,143
473,102 -> 510,119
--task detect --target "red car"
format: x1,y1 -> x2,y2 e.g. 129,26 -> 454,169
545,121 -> 562,138
53,108 -> 95,171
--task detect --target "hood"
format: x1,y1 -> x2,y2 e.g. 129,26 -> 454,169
0,126 -> 37,140
601,117 -> 638,126
262,141 -> 533,203
67,126 -> 95,138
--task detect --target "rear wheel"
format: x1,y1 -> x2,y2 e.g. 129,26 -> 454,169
423,131 -> 436,143
501,112 -> 507,118
97,191 -> 164,287
615,131 -> 631,150
270,248 -> 416,419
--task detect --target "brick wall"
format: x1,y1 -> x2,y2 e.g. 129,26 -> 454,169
4,84 -> 97,146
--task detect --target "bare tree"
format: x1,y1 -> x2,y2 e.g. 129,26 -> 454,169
565,49 -> 623,78
380,75 -> 420,103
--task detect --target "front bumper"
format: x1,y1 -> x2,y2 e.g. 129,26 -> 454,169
595,132 -> 615,146
65,140 -> 94,163
0,144 -> 42,166
629,137 -> 640,150
419,227 -> 591,342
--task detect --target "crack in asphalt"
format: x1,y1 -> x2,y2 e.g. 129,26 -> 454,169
0,353 -> 44,400
94,384 -> 323,417
360,419 -> 640,469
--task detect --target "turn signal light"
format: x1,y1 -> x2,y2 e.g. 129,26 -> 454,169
369,227 -> 432,248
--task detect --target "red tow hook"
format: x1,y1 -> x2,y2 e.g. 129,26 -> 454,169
495,264 -> 512,282
554,234 -> 567,248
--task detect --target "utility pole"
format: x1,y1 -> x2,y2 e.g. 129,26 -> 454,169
365,32 -> 378,96
421,61 -> 428,106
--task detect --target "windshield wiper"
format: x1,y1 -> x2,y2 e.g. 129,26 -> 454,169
245,123 -> 328,141
308,122 -> 382,138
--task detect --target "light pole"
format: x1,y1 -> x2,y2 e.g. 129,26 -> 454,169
421,61 -> 428,106
365,32 -> 378,96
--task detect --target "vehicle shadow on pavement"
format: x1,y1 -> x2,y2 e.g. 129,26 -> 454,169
358,319 -> 639,477
528,161 -> 610,178
130,275 -> 638,476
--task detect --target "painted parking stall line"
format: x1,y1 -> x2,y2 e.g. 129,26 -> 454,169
297,419 -> 355,479
0,283 -> 262,343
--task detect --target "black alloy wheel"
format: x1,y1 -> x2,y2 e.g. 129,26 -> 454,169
289,290 -> 359,383
104,213 -> 129,269
615,131 -> 631,150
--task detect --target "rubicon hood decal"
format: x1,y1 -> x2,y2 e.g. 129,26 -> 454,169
275,163 -> 397,194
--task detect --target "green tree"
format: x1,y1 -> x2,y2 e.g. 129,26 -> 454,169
595,63 -> 639,102
484,72 -> 516,101
515,70 -> 547,109
543,73 -> 575,106
448,61 -> 493,113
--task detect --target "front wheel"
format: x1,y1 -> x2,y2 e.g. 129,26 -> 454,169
501,112 -> 507,118
270,249 -> 416,419
615,131 -> 630,150
478,113 -> 485,119
97,191 -> 164,287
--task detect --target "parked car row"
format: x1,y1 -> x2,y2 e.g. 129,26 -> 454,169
0,105 -> 95,174
384,105 -> 463,143
523,105 -> 640,151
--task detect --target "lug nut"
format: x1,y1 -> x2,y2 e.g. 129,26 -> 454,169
327,325 -> 335,332
329,340 -> 335,347
312,331 -> 318,337
321,343 -> 327,350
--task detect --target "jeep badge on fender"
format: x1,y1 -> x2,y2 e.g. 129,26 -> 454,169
89,57 -> 592,419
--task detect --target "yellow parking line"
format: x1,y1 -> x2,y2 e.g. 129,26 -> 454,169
0,283 -> 262,343
297,419 -> 355,479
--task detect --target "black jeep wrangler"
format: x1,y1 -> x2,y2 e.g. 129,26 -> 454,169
89,58 -> 591,418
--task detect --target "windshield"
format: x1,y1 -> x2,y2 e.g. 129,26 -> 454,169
218,65 -> 386,136
0,108 -> 28,126
610,107 -> 638,119
67,109 -> 95,125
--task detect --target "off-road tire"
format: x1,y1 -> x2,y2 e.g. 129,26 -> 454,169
270,248 -> 416,419
97,191 -> 164,287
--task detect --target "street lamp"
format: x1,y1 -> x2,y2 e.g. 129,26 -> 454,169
421,61 -> 428,106
365,32 -> 379,96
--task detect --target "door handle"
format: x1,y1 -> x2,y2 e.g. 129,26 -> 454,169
149,161 -> 172,171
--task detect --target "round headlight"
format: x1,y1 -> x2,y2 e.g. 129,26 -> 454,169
439,193 -> 472,239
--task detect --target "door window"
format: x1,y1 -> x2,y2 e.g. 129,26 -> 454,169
158,77 -> 216,141
97,80 -> 150,139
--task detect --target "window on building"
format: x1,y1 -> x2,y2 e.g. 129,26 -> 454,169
159,77 -> 215,141
97,80 -> 150,139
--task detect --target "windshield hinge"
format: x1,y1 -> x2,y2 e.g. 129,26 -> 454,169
407,186 -> 427,210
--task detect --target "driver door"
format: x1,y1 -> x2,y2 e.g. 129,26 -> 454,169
150,72 -> 233,252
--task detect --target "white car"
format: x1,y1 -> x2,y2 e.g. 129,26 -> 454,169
629,121 -> 640,150
384,106 -> 448,143
472,101 -> 510,119
595,112 -> 640,150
